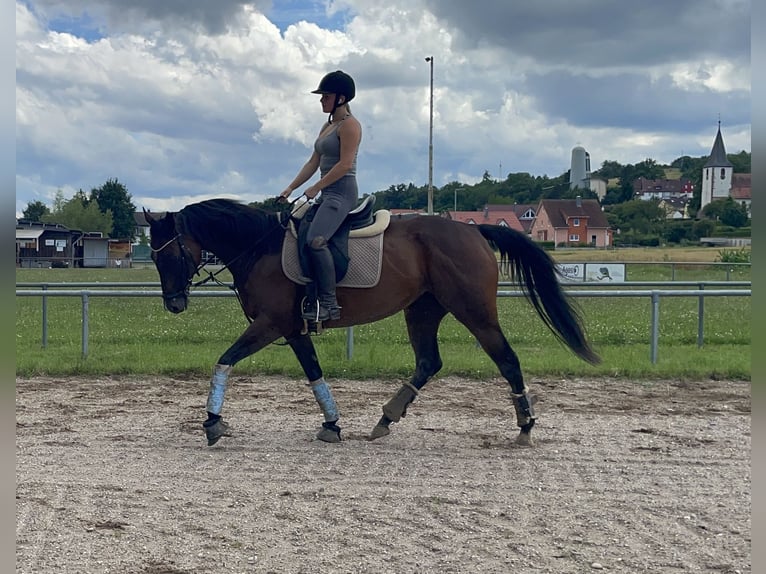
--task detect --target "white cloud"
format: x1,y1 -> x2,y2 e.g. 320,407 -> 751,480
16,0 -> 751,218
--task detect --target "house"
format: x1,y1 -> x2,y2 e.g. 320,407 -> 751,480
133,211 -> 151,245
445,204 -> 524,232
658,197 -> 690,220
730,173 -> 752,217
589,175 -> 608,201
504,203 -> 537,234
530,197 -> 612,247
633,177 -> 694,201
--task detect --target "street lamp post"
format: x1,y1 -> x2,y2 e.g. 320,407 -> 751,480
425,56 -> 434,215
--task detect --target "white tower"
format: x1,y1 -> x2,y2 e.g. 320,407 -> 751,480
700,122 -> 733,212
569,146 -> 591,190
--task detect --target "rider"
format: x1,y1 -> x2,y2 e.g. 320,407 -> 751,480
278,70 -> 362,322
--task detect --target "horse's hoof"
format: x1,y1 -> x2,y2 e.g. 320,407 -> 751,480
316,421 -> 341,443
514,432 -> 534,448
204,419 -> 231,446
316,426 -> 341,443
368,424 -> 390,440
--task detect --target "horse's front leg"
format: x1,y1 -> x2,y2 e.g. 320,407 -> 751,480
286,333 -> 342,443
202,318 -> 282,446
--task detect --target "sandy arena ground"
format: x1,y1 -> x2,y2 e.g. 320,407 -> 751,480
16,375 -> 750,574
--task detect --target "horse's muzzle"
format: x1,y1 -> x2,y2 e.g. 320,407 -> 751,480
164,295 -> 188,314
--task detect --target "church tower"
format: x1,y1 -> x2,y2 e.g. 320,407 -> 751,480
700,121 -> 733,212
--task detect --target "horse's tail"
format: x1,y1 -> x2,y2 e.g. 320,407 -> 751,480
477,224 -> 601,365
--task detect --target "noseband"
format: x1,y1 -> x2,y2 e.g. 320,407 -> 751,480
151,233 -> 200,302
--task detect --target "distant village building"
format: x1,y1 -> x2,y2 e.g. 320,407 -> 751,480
700,122 -> 751,217
657,197 -> 690,220
632,176 -> 694,219
588,175 -> 608,201
730,173 -> 752,215
530,197 -> 612,247
446,204 -> 524,232
633,177 -> 694,201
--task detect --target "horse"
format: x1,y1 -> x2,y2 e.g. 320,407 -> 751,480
144,198 -> 600,448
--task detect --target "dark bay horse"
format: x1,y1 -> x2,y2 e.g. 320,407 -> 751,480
145,198 -> 599,447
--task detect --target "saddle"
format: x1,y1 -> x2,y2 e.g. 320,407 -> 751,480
281,196 -> 391,288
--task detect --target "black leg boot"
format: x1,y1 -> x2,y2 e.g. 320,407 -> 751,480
308,240 -> 341,322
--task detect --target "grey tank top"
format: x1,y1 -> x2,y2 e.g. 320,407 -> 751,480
314,120 -> 358,178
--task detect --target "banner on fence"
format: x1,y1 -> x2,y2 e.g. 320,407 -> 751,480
585,263 -> 625,282
557,263 -> 585,282
556,263 -> 626,282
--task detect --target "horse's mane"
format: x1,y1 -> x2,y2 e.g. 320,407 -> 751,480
176,199 -> 285,269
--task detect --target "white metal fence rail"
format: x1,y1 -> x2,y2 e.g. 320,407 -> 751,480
16,282 -> 751,364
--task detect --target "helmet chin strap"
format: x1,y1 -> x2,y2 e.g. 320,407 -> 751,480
329,94 -> 345,123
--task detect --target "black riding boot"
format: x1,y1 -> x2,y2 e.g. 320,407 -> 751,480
304,240 -> 341,322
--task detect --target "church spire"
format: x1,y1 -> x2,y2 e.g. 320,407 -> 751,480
704,120 -> 732,168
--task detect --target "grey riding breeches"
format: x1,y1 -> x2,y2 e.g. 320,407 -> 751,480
306,175 -> 359,246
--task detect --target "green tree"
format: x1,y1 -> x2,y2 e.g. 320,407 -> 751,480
595,160 -> 623,180
704,197 -> 749,227
90,178 -> 136,240
728,150 -> 751,174
692,218 -> 716,239
22,200 -> 50,222
606,199 -> 665,235
42,190 -> 113,234
614,159 -> 665,204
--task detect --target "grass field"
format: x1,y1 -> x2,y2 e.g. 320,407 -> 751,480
16,244 -> 751,381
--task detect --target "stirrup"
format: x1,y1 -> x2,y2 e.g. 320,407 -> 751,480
300,298 -> 340,335
301,298 -> 340,322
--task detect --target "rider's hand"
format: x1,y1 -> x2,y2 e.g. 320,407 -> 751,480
277,189 -> 291,204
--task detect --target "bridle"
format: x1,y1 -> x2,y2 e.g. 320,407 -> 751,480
149,199 -> 301,318
150,232 -> 202,302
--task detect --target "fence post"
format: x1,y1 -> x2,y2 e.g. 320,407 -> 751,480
697,283 -> 705,349
42,284 -> 48,348
81,293 -> 89,358
346,327 -> 354,360
650,291 -> 660,364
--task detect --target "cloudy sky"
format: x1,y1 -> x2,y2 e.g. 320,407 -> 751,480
16,0 -> 751,217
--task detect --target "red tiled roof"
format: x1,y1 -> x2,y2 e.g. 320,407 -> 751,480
447,208 -> 524,232
537,199 -> 610,229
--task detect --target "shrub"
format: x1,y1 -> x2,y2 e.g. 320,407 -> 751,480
716,248 -> 751,263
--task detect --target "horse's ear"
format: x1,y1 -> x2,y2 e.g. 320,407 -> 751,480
143,208 -> 155,224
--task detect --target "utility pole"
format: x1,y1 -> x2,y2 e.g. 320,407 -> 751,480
425,56 -> 434,215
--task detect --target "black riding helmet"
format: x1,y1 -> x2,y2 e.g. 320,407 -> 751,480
312,70 -> 355,121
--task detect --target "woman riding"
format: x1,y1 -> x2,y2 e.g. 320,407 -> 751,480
278,70 -> 362,323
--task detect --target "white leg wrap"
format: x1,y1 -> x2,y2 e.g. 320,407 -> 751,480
309,377 -> 339,422
206,364 -> 232,415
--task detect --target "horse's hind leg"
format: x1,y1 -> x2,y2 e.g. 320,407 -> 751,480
468,321 -> 536,446
370,294 -> 447,440
286,333 -> 342,443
